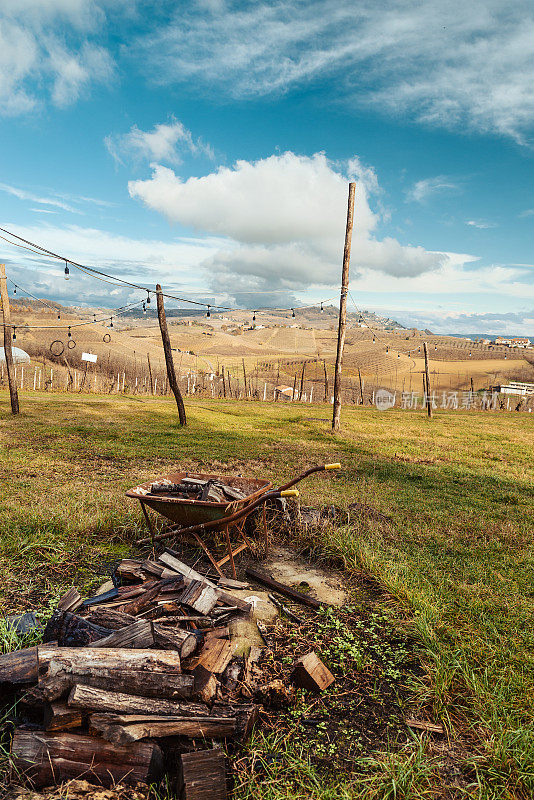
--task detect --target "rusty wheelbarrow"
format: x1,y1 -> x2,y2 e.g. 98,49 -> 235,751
127,463 -> 340,578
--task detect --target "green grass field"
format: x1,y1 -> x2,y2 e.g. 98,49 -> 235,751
0,394 -> 533,798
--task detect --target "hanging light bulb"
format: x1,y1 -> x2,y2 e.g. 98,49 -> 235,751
142,302 -> 146,314
373,335 -> 376,343
57,312 -> 61,320
320,302 -> 324,313
252,311 -> 256,322
64,262 -> 70,280
206,305 -> 211,318
110,317 -> 114,328
292,308 -> 295,318
398,352 -> 400,358
93,314 -> 96,323
68,326 -> 72,338
13,286 -> 16,295
469,351 -> 472,357
146,291 -> 151,304
386,346 -> 389,353
12,326 -> 16,341
434,344 -> 437,350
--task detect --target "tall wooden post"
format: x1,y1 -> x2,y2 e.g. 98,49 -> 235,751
147,354 -> 154,395
0,265 -> 19,414
332,182 -> 356,431
155,285 -> 187,426
358,367 -> 364,405
299,360 -> 306,401
423,342 -> 432,419
323,360 -> 328,402
242,359 -> 248,398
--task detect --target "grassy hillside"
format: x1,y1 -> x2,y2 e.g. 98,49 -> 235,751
0,394 -> 533,798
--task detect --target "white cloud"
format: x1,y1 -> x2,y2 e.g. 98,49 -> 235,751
466,220 -> 496,229
0,0 -> 116,115
105,119 -> 213,166
519,209 -> 534,218
0,182 -> 79,213
134,0 -> 534,142
406,176 -> 458,203
129,151 -> 455,305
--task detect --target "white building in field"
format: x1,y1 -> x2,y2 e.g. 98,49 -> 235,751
495,381 -> 534,396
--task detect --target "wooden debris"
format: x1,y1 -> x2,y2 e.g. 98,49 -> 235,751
90,713 -> 236,745
405,718 -> 444,734
291,651 -> 334,692
188,639 -> 233,677
180,581 -> 219,615
218,577 -> 249,590
89,621 -> 154,649
43,612 -> 112,647
56,588 -> 83,613
153,624 -> 198,657
43,702 -> 84,732
246,566 -> 322,610
211,701 -> 259,740
68,684 -> 208,717
10,729 -> 163,788
179,749 -> 228,800
195,671 -> 219,704
86,608 -> 137,630
0,646 -> 38,685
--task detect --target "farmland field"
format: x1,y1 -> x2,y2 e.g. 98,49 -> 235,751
1,394 -> 533,798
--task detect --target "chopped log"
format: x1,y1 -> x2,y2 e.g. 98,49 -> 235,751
68,684 -> 208,717
204,626 -> 229,642
195,671 -> 219,704
291,651 -> 334,692
11,729 -> 163,788
23,674 -> 73,704
56,588 -> 83,613
87,608 -> 137,630
188,639 -> 233,676
210,702 -> 259,740
89,621 -> 154,649
180,581 -> 219,615
43,611 -> 112,647
160,552 -> 251,612
43,702 -> 83,732
243,646 -> 263,694
221,659 -> 242,694
245,567 -> 322,609
90,713 -> 236,745
219,484 -> 246,501
0,647 -> 38,685
153,624 -> 198,657
38,646 -> 193,700
119,582 -> 162,616
116,558 -> 164,581
179,749 -> 228,800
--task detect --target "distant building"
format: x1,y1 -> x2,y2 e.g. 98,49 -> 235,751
491,381 -> 534,396
493,337 -> 531,348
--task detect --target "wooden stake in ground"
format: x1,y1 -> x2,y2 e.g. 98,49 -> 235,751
299,360 -> 306,400
147,353 -> 154,395
0,264 -> 20,414
323,359 -> 328,402
332,183 -> 356,431
242,358 -> 248,398
423,342 -> 432,419
358,367 -> 364,405
155,284 -> 186,426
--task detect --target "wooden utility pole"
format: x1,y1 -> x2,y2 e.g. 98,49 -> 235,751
155,285 -> 187,426
423,342 -> 432,419
323,359 -> 329,402
242,359 -> 248,398
358,367 -> 364,405
332,182 -> 356,431
0,264 -> 19,413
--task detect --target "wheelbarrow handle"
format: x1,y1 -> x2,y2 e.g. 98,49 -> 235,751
276,462 -> 340,492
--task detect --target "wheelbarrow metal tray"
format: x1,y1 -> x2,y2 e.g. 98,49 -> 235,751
126,472 -> 272,528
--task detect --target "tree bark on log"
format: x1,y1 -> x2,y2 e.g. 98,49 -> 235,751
68,684 -> 208,718
0,647 -> 38,685
89,713 -> 236,745
11,729 -> 163,788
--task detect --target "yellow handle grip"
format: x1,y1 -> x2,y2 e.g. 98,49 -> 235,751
280,489 -> 300,498
325,462 -> 341,470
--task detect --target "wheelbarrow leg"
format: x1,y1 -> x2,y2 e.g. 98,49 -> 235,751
190,530 -> 224,577
262,502 -> 269,556
140,501 -> 156,548
223,525 -> 237,579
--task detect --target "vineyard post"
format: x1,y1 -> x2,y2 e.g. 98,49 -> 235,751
423,342 -> 432,419
332,182 -> 356,431
358,367 -> 364,405
0,264 -> 20,413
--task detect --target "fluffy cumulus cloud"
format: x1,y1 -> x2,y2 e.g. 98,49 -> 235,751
134,0 -> 534,143
406,176 -> 459,204
0,0 -> 116,114
128,151 -> 449,306
105,119 -> 214,166
390,308 -> 534,336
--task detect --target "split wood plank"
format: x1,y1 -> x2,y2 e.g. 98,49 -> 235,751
43,702 -> 84,732
89,621 -> 154,649
86,608 -> 137,630
291,651 -> 334,692
179,749 -> 227,800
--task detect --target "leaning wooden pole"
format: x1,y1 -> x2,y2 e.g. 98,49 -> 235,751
0,264 -> 19,414
332,183 -> 356,431
423,342 -> 432,419
358,367 -> 364,405
155,284 -> 187,426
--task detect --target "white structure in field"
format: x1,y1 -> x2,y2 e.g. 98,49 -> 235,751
0,346 -> 30,363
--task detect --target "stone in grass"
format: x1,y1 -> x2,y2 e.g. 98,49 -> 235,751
291,651 -> 334,693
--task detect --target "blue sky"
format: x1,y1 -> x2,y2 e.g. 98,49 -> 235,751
0,0 -> 533,334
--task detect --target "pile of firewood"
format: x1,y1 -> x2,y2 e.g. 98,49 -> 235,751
1,551 -> 334,799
